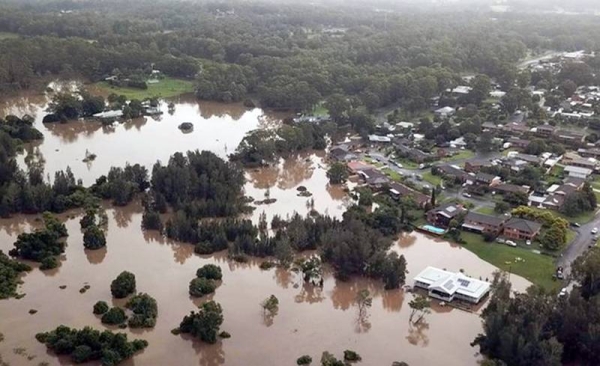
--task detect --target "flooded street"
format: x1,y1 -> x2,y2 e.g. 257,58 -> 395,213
0,209 -> 529,366
0,85 -> 531,366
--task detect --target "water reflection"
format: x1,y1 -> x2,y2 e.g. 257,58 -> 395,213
0,207 -> 535,366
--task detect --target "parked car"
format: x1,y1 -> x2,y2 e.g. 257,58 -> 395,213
558,288 -> 567,297
506,240 -> 517,247
496,238 -> 506,244
526,240 -> 531,246
462,192 -> 472,198
571,222 -> 581,228
592,227 -> 598,235
394,161 -> 403,168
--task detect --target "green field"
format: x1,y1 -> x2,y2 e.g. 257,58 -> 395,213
312,103 -> 329,116
422,171 -> 442,186
381,167 -> 403,182
94,77 -> 195,99
460,232 -> 559,291
441,150 -> 475,162
475,206 -> 497,215
0,32 -> 19,40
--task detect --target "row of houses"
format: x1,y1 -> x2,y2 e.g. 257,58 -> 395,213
426,203 -> 542,241
483,121 -> 588,148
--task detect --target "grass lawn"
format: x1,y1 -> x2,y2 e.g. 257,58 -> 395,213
94,77 -> 194,99
461,232 -> 559,291
422,171 -> 442,186
475,206 -> 497,216
312,103 -> 329,116
0,32 -> 19,40
441,150 -> 475,162
381,168 -> 403,182
566,229 -> 577,245
396,158 -> 419,170
559,210 -> 596,225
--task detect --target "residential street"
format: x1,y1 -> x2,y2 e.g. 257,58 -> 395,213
558,209 -> 600,277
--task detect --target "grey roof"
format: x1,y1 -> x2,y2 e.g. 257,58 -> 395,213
429,203 -> 464,219
464,212 -> 506,227
504,218 -> 542,234
564,176 -> 586,187
476,172 -> 496,182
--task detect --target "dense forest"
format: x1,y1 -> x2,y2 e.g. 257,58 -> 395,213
1,0 -> 600,113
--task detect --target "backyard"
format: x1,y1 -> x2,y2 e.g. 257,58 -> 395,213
94,77 -> 195,99
460,232 -> 560,291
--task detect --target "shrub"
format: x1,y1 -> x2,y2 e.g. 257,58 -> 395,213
93,301 -> 109,315
343,350 -> 362,362
178,301 -> 223,344
125,293 -> 158,328
218,331 -> 231,339
40,256 -> 59,270
189,278 -> 216,297
297,355 -> 312,365
101,307 -> 127,325
196,264 -> 223,280
110,271 -> 136,298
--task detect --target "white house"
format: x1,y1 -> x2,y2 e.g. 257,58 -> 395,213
413,266 -> 491,304
434,106 -> 456,118
564,165 -> 593,179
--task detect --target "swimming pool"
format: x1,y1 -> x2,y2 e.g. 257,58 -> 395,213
420,225 -> 446,235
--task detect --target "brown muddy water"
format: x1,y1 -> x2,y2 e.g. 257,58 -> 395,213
0,208 -> 530,366
0,84 -> 530,366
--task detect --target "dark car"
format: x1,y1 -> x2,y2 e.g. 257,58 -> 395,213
570,222 -> 581,228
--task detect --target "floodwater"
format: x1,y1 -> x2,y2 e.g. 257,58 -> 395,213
1,90 -> 281,187
0,208 -> 530,366
0,84 -> 531,366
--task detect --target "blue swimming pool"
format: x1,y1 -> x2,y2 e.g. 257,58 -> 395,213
420,225 -> 446,235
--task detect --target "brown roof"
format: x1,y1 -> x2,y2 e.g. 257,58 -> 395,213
494,184 -> 530,194
505,218 -> 542,234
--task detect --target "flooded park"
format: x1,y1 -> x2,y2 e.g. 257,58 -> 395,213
0,83 -> 530,365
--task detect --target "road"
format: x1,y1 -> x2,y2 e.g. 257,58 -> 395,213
558,210 -> 600,277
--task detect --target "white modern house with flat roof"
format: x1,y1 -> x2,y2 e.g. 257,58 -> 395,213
413,267 -> 491,304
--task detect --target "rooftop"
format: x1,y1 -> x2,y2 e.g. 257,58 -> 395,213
464,212 -> 506,227
504,217 -> 542,234
414,266 -> 491,299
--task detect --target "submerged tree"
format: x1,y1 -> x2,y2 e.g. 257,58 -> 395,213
178,301 -> 224,344
408,295 -> 431,324
110,271 -> 136,298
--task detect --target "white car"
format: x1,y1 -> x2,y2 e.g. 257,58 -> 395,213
526,240 -> 531,246
559,288 -> 568,297
394,162 -> 403,168
506,240 -> 517,247
462,192 -> 472,198
592,228 -> 598,235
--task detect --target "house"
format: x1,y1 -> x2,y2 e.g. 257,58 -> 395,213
561,152 -> 596,170
413,266 -> 491,304
503,218 -> 542,241
493,184 -> 530,195
564,176 -> 586,189
449,136 -> 467,148
427,203 -> 466,228
514,153 -> 542,166
435,165 -> 473,184
475,172 -> 501,186
434,106 -> 456,118
462,212 -> 507,235
329,145 -> 357,162
482,122 -> 502,133
358,168 -> 390,187
535,124 -> 555,138
93,110 -> 123,121
564,165 -> 593,179
578,148 -> 600,159
507,137 -> 530,149
503,122 -> 530,136
500,158 -> 530,172
368,135 -> 391,143
347,161 -> 373,174
464,159 -> 491,173
451,86 -> 472,95
555,129 -> 586,146
389,182 -> 430,208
